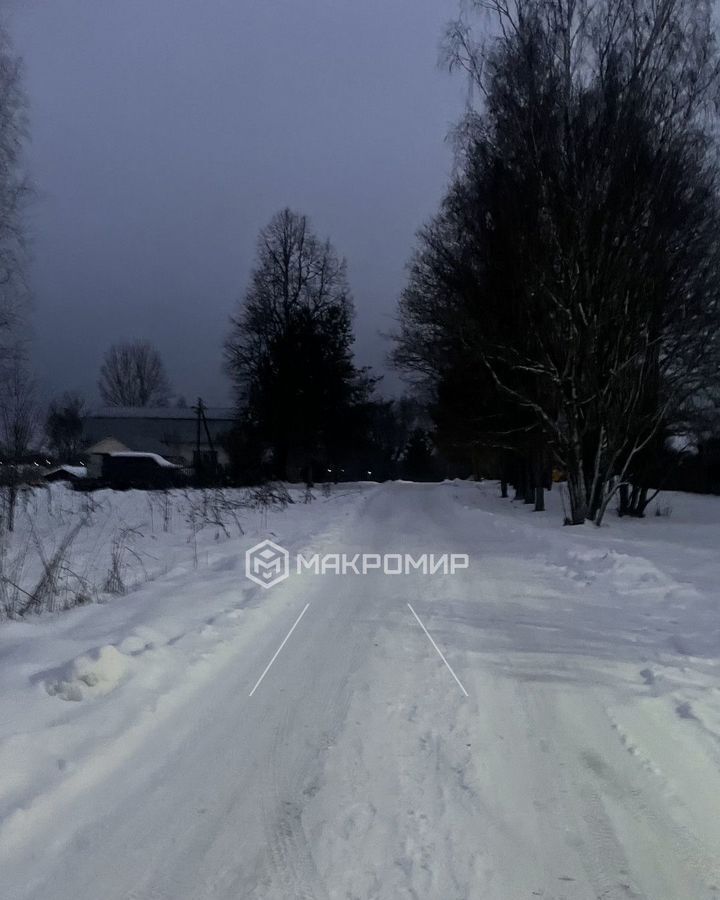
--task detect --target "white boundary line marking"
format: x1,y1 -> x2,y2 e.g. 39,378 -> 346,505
407,603 -> 469,697
249,603 -> 310,697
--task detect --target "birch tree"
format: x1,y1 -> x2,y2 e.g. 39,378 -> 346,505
395,0 -> 720,524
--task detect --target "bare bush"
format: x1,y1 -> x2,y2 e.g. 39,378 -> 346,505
244,481 -> 292,511
146,490 -> 173,534
183,488 -> 246,539
22,520 -> 86,615
243,481 -> 293,528
0,527 -> 30,616
103,525 -> 146,595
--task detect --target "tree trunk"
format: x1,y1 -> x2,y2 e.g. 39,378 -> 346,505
618,482 -> 630,516
5,483 -> 17,533
565,462 -> 588,524
564,423 -> 589,524
276,443 -> 290,481
532,452 -> 545,511
523,459 -> 535,504
588,476 -> 605,522
634,486 -> 650,517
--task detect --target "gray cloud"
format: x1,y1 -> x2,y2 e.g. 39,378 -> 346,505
11,0 -> 464,405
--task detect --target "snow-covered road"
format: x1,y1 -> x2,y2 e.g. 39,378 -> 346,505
3,482 -> 720,899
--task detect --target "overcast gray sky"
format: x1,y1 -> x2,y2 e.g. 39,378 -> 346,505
10,0 -> 465,406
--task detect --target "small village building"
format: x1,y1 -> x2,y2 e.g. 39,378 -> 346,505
83,407 -> 234,472
85,437 -> 130,478
101,451 -> 180,488
43,465 -> 88,483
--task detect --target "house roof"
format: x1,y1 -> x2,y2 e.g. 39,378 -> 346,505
44,465 -> 87,479
108,451 -> 177,468
87,406 -> 235,422
86,437 -> 130,455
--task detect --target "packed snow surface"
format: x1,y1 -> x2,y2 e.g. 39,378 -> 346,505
1,481 -> 720,899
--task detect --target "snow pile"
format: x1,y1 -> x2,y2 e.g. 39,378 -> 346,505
45,644 -> 130,701
564,547 -> 673,592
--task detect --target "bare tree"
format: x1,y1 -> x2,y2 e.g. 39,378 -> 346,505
0,24 -> 29,345
0,24 -> 33,534
224,209 -> 373,479
396,0 -> 720,525
98,340 -> 171,407
45,391 -> 86,460
0,346 -> 36,531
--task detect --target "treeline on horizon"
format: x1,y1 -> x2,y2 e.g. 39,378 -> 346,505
3,0 -> 720,525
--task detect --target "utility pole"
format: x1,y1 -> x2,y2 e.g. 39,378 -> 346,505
194,397 -> 217,480
195,397 -> 203,477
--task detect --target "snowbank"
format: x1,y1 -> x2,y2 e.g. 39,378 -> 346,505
44,645 -> 130,701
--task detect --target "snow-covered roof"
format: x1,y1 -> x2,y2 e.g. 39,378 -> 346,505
86,437 -> 130,455
88,406 -> 235,422
108,451 -> 177,468
45,465 -> 87,478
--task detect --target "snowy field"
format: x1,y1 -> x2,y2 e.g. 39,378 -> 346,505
1,480 -> 720,899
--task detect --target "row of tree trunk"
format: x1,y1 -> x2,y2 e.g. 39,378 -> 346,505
499,452 -> 550,512
497,449 -> 657,521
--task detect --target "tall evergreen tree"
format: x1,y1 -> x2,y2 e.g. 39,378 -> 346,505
225,209 -> 373,480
